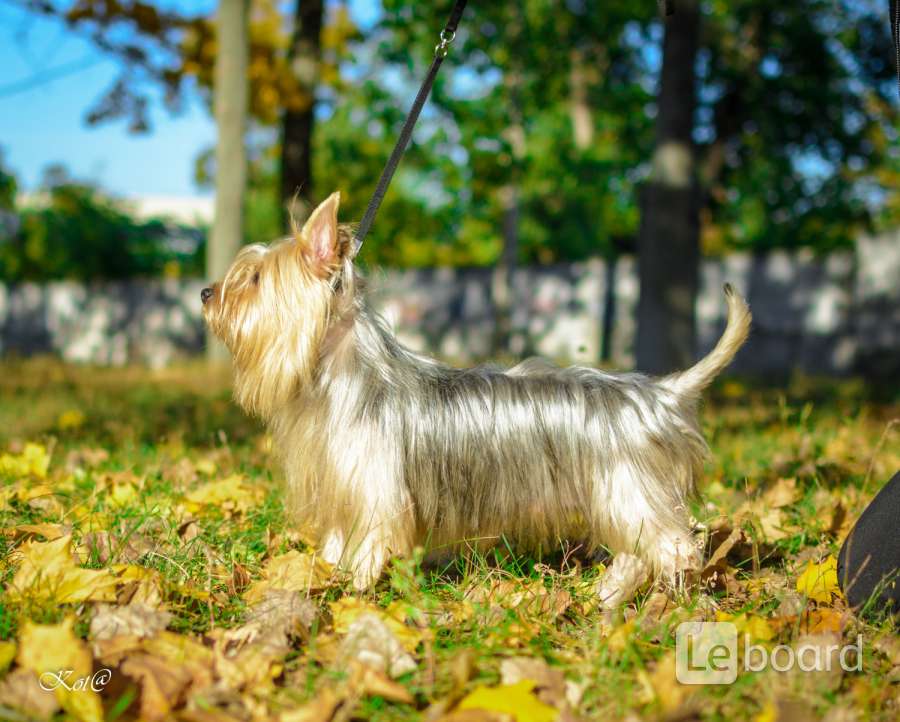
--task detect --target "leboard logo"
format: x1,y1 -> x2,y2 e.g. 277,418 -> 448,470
675,621 -> 738,684
675,621 -> 864,685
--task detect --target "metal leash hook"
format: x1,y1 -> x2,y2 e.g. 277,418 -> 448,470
435,29 -> 456,58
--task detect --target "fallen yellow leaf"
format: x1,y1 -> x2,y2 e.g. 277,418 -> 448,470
330,597 -> 422,653
57,409 -> 86,431
606,619 -> 636,654
17,616 -> 103,722
244,550 -> 335,601
458,679 -> 559,722
796,556 -> 842,604
0,640 -> 16,673
182,474 -> 264,516
193,458 -> 216,476
643,651 -> 690,712
8,535 -> 119,604
754,700 -> 777,722
1,522 -> 68,541
0,442 -> 51,479
716,611 -> 776,641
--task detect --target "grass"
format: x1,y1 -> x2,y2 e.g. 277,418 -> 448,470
0,357 -> 898,721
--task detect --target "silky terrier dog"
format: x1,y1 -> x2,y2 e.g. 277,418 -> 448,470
202,193 -> 751,590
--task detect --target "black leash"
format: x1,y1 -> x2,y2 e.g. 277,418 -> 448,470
352,0 -> 468,254
892,0 -> 900,98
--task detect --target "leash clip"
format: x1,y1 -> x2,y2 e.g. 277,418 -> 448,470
435,29 -> 456,58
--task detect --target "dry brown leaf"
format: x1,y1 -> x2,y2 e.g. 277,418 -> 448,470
350,660 -> 415,703
788,632 -> 847,692
702,562 -> 746,596
224,589 -> 317,652
15,482 -> 65,516
771,607 -> 846,636
641,651 -> 692,714
101,630 -> 217,720
113,564 -> 166,608
81,529 -> 155,565
90,603 -> 172,640
214,640 -> 285,692
140,630 -> 215,682
337,610 -> 417,677
636,591 -> 675,638
465,577 -> 571,619
178,519 -> 203,543
756,506 -> 801,542
763,477 -> 802,508
278,688 -> 343,722
435,710 -> 512,722
0,669 -> 61,721
163,457 -> 198,488
822,707 -> 861,722
227,562 -> 252,596
120,652 -> 195,721
92,634 -> 143,667
705,526 -> 745,570
64,447 -> 109,471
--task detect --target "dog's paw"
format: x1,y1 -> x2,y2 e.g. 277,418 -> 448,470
655,532 -> 703,583
594,552 -> 650,609
320,529 -> 346,566
347,538 -> 391,591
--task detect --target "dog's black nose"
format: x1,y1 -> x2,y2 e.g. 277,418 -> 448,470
201,287 -> 213,305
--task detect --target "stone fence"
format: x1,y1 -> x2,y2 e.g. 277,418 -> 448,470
1,233 -> 898,376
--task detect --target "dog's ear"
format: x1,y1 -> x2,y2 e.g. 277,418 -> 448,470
297,191 -> 342,275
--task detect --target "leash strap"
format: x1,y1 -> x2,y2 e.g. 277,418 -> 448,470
353,0 -> 468,254
893,0 -> 900,98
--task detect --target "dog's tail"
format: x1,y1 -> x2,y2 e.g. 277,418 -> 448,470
660,284 -> 751,398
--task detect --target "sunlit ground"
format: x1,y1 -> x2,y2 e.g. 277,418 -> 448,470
0,358 -> 898,721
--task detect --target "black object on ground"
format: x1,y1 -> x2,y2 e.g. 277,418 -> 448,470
838,470 -> 900,616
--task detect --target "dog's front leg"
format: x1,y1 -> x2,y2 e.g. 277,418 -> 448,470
332,470 -> 414,590
319,525 -> 390,589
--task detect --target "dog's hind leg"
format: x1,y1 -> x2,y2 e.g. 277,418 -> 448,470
595,462 -> 701,582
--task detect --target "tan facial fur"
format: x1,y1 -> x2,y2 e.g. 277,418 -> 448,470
203,192 -> 752,590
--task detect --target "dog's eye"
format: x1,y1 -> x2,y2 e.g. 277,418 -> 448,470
252,271 -> 260,285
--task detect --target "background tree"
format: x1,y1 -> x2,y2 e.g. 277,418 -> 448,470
636,0 -> 701,374
208,0 -> 249,362
0,163 -> 203,281
280,0 -> 323,228
5,0 -> 899,364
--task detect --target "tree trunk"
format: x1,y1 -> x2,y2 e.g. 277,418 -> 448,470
569,47 -> 593,151
636,0 -> 700,374
280,0 -> 324,231
208,0 -> 249,363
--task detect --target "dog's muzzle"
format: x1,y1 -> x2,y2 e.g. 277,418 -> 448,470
201,287 -> 213,305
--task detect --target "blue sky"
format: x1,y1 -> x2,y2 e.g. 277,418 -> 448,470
0,0 -> 380,199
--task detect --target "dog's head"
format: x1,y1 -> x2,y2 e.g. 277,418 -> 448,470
202,192 -> 355,417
